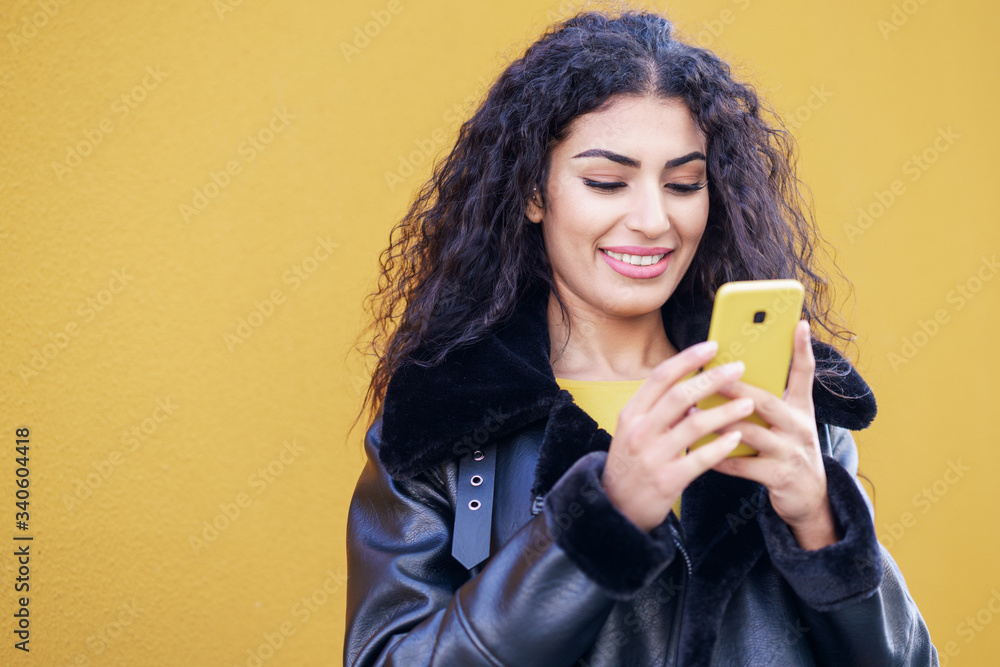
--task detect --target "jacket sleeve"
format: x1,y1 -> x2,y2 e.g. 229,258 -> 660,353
343,417 -> 680,667
756,424 -> 939,666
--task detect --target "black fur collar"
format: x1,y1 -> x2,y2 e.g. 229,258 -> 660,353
379,278 -> 877,492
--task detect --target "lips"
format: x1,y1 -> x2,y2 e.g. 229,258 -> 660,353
599,247 -> 672,279
600,246 -> 673,255
601,248 -> 667,266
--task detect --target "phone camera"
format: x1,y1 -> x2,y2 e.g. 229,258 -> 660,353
753,311 -> 766,323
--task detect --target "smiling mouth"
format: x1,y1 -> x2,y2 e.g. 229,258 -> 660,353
600,248 -> 670,266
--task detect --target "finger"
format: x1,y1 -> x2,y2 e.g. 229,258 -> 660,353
667,397 -> 755,454
627,340 -> 719,417
714,420 -> 782,455
648,358 -> 747,432
711,451 -> 775,485
677,430 -> 743,481
784,320 -> 816,413
717,379 -> 797,432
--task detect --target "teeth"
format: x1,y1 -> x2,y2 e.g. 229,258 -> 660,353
603,249 -> 666,266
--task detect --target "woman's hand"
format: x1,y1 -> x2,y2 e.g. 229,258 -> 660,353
710,319 -> 838,550
600,339 -> 755,533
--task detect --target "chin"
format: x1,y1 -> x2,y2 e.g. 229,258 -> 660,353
597,292 -> 672,319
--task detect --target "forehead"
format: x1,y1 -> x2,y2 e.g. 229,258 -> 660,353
556,95 -> 706,156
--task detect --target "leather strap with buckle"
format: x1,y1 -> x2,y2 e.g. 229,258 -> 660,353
452,443 -> 497,569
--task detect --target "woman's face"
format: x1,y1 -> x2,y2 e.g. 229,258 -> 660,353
526,94 -> 709,320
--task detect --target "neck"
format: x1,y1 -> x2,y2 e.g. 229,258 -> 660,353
547,289 -> 677,381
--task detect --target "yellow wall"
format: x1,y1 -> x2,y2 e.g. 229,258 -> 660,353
1,0 -> 996,664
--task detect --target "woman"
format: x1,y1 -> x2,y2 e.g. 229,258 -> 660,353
344,9 -> 936,666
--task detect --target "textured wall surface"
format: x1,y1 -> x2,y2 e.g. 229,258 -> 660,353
0,0 -> 997,665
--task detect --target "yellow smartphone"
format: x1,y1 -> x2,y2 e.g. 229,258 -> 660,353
688,279 -> 805,457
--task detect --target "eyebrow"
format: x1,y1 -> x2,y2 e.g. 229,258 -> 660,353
570,148 -> 707,169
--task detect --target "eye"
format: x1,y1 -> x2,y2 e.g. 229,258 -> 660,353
583,179 -> 625,192
583,179 -> 709,194
667,181 -> 709,195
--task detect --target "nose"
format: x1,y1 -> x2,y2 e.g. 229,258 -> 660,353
624,177 -> 671,237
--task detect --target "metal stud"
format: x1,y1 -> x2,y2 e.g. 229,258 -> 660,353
471,475 -> 483,486
468,499 -> 481,510
473,450 -> 484,461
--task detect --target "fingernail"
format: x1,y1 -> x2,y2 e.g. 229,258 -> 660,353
736,398 -> 754,412
695,340 -> 718,355
721,360 -> 745,377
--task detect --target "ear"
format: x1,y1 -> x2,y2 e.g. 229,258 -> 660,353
525,190 -> 543,223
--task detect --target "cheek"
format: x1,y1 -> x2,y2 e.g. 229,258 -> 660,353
676,198 -> 709,244
543,201 -> 603,260
545,223 -> 598,274
545,171 -> 577,205
540,217 -> 581,277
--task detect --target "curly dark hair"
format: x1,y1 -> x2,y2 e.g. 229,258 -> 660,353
348,7 -> 860,440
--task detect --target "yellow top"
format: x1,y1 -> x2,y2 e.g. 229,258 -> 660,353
554,376 -> 683,521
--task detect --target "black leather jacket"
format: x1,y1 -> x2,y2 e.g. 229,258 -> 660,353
344,283 -> 938,666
